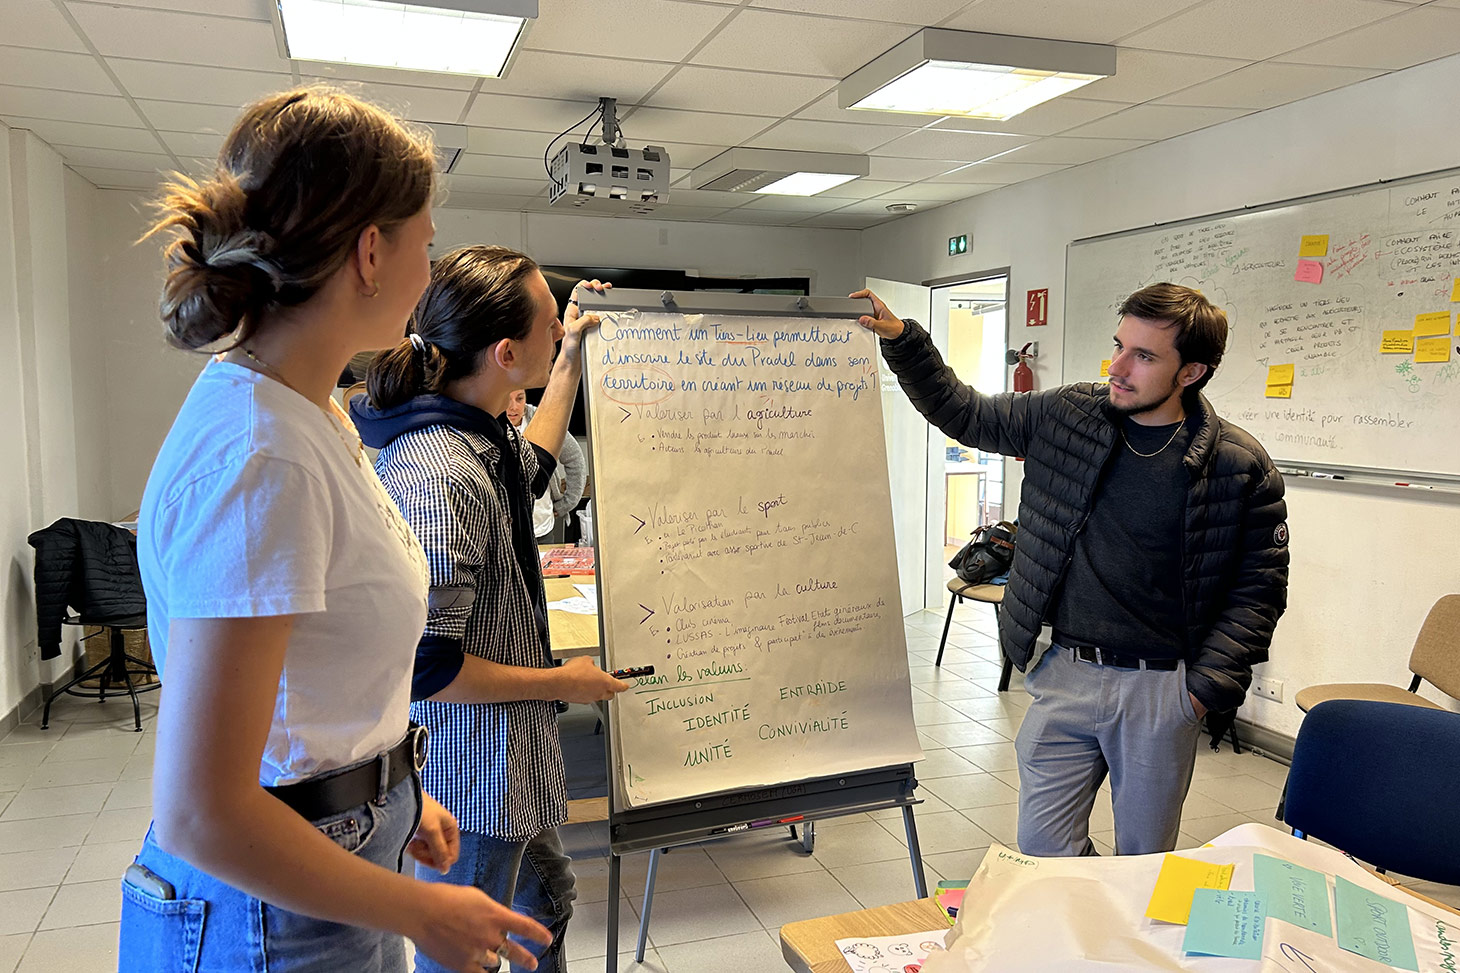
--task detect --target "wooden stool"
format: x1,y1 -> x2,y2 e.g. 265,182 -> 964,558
935,578 -> 1013,691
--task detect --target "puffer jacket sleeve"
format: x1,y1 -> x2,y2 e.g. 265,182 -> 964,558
1187,462 -> 1289,713
880,318 -> 1052,458
27,521 -> 80,661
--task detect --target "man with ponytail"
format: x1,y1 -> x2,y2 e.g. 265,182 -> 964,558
129,88 -> 550,973
352,247 -> 629,973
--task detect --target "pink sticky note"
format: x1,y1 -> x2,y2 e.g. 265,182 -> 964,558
1294,259 -> 1324,284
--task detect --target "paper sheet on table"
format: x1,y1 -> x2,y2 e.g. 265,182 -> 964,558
573,583 -> 597,600
834,929 -> 950,973
920,827 -> 1458,973
546,597 -> 598,615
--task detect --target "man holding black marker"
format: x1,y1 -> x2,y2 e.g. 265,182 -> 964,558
852,282 -> 1289,857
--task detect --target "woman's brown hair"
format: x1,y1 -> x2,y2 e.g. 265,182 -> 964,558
366,245 -> 542,410
146,86 -> 436,351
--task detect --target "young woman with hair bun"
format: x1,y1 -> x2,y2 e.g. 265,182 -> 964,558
126,88 -> 550,973
351,247 -> 629,973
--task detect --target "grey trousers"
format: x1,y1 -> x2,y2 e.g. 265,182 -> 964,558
1013,646 -> 1202,857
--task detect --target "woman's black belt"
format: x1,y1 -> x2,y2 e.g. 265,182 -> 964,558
265,724 -> 428,821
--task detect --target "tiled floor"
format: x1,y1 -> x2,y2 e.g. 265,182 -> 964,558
2,604 -> 1456,972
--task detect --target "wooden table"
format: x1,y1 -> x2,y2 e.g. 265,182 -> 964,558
544,575 -> 600,659
780,898 -> 948,973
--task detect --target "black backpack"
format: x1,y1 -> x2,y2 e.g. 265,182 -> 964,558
948,520 -> 1017,585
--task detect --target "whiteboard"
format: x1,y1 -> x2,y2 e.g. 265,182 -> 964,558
1063,170 -> 1460,478
580,296 -> 923,809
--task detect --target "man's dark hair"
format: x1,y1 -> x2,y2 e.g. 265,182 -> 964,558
1117,283 -> 1228,393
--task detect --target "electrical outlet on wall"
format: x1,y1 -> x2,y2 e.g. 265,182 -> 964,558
1252,677 -> 1284,702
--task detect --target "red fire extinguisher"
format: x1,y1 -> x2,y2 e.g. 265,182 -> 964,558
1008,342 -> 1035,393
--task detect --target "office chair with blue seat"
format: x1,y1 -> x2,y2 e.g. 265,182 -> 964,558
1284,699 -> 1460,886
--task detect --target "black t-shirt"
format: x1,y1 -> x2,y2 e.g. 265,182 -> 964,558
1048,415 -> 1193,659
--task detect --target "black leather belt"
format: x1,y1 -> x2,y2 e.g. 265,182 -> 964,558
1055,635 -> 1180,672
266,724 -> 428,821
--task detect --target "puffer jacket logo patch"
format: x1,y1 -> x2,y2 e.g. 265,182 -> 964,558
1274,522 -> 1289,546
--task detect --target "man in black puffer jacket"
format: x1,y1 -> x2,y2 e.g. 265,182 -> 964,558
854,282 -> 1288,858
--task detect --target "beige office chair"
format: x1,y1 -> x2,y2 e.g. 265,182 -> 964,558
935,578 -> 1014,691
1295,593 -> 1460,712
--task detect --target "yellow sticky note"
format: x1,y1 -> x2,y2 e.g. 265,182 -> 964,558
1414,311 -> 1452,336
1099,359 -> 1111,378
1266,364 -> 1295,385
1451,278 -> 1460,302
1146,855 -> 1236,924
1298,234 -> 1329,257
1416,336 -> 1453,363
1265,384 -> 1293,399
1381,331 -> 1415,354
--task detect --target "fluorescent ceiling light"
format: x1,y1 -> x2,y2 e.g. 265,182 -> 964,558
840,28 -> 1114,120
276,0 -> 537,78
689,148 -> 869,195
755,172 -> 860,196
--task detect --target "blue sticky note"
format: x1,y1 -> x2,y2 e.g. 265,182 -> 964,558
1183,889 -> 1266,960
1335,876 -> 1419,971
1253,854 -> 1333,936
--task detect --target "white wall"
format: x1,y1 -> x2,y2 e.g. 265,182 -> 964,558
1,126 -> 96,720
862,53 -> 1460,738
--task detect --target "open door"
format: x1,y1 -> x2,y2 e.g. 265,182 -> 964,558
865,277 -> 931,617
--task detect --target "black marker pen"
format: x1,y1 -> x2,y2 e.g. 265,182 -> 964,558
611,665 -> 656,679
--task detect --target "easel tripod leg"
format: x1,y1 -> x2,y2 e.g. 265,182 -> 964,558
607,853 -> 621,973
636,848 -> 661,962
902,805 -> 928,898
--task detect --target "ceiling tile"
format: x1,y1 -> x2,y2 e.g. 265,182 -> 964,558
796,213 -> 892,229
50,145 -> 174,170
646,66 -> 835,117
871,129 -> 1031,162
737,193 -> 849,213
159,129 -> 225,157
68,0 -> 272,18
871,181 -> 986,202
437,192 -> 538,212
1075,49 -> 1249,103
478,51 -> 675,104
942,0 -> 1207,43
693,10 -> 916,79
0,46 -> 116,95
748,0 -> 971,26
0,85 -> 141,127
1279,6 -> 1460,70
705,208 -> 809,224
928,160 -> 1071,184
66,3 -> 289,72
795,92 -> 939,128
108,59 -> 291,106
463,127 -> 557,157
301,76 -> 470,124
523,0 -> 734,62
633,141 -> 726,168
659,187 -> 756,209
1155,62 -> 1382,110
0,0 -> 88,52
614,203 -> 734,222
0,117 -> 164,153
450,154 -> 554,180
443,174 -> 547,197
135,100 -> 244,134
1060,104 -> 1250,140
997,135 -> 1147,165
928,97 -> 1134,137
1118,0 -> 1403,61
866,157 -> 968,181
464,94 -> 604,134
68,165 -> 164,190
619,107 -> 778,145
747,118 -> 916,154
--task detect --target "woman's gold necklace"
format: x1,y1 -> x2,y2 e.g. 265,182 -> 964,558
237,347 -> 364,467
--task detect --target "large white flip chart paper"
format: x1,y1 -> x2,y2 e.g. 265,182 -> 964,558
583,309 -> 922,808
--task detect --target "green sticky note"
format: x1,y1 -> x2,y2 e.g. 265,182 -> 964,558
1335,876 -> 1419,971
1183,889 -> 1266,959
1253,854 -> 1332,936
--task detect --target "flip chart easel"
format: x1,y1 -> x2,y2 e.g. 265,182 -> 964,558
576,289 -> 927,970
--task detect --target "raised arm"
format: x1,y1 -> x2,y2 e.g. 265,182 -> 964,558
524,279 -> 607,458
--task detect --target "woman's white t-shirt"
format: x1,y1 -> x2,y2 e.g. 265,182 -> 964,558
139,362 -> 429,786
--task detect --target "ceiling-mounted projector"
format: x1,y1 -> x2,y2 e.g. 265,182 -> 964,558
548,97 -> 670,215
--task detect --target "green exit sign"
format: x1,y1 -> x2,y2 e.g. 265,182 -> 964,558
948,234 -> 968,256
